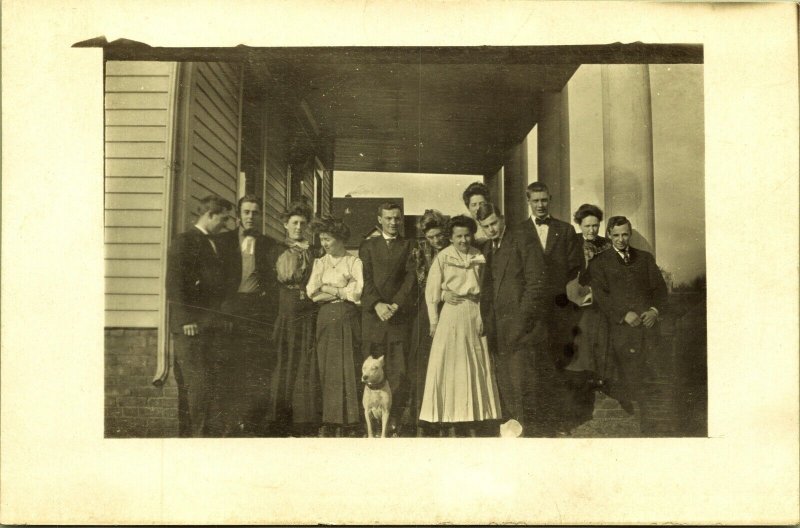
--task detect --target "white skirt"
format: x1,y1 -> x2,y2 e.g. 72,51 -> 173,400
419,299 -> 501,423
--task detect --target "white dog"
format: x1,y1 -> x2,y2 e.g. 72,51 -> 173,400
361,355 -> 392,438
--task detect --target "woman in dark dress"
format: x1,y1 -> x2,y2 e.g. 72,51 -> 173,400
564,204 -> 621,427
409,210 -> 450,437
306,217 -> 364,438
267,200 -> 321,436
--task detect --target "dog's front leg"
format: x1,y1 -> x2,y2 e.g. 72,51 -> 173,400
380,411 -> 389,438
364,409 -> 374,438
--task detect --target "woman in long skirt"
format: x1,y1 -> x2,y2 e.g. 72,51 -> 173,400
268,200 -> 321,436
419,215 -> 501,437
409,210 -> 450,437
306,217 -> 363,437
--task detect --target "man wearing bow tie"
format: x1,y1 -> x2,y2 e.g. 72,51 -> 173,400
166,195 -> 234,437
216,195 -> 280,437
588,216 -> 668,435
359,202 -> 417,434
519,181 -> 583,436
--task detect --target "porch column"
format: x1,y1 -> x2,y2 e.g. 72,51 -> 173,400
601,64 -> 656,252
537,90 -> 571,221
502,138 -> 529,223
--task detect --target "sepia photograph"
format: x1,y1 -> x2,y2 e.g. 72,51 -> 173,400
100,45 -> 706,440
2,2 -> 797,525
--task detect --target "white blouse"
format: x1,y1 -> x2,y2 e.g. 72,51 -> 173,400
306,254 -> 364,304
425,245 -> 486,325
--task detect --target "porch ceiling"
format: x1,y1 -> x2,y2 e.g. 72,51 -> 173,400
250,48 -> 579,175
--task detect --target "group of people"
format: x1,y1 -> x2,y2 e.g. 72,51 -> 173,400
166,180 -> 668,438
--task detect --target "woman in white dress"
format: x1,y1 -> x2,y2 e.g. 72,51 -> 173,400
419,215 -> 502,436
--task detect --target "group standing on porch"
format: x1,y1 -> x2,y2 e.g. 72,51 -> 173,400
165,180 -> 668,438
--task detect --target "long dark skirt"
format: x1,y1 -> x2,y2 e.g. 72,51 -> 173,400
316,301 -> 361,425
268,287 -> 320,426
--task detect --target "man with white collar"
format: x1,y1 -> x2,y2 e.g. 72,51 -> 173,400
588,216 -> 668,435
359,202 -> 417,435
477,203 -> 548,434
216,195 -> 279,437
519,181 -> 583,436
166,195 -> 234,437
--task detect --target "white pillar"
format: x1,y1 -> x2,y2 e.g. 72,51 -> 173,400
601,64 -> 656,252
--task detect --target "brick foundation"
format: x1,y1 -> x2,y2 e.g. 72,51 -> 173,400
105,328 -> 179,437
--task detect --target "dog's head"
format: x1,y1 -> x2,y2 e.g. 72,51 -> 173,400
361,355 -> 386,385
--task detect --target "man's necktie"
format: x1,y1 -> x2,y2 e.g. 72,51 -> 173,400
242,236 -> 255,255
622,250 -> 630,264
204,235 -> 218,255
535,217 -> 550,226
242,229 -> 258,255
492,240 -> 500,253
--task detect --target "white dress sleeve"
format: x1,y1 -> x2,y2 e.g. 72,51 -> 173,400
425,253 -> 444,325
341,257 -> 364,304
305,257 -> 324,298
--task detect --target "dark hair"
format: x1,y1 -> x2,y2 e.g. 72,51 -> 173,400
462,181 -> 490,207
197,195 -> 234,216
417,209 -> 448,234
526,181 -> 550,198
447,214 -> 478,237
237,194 -> 262,215
281,200 -> 313,223
475,202 -> 502,222
573,203 -> 603,224
310,216 -> 350,242
376,202 -> 402,216
606,216 -> 632,236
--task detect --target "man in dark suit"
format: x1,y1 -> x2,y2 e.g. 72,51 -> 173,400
476,203 -> 548,435
166,195 -> 235,437
216,195 -> 279,437
359,202 -> 417,433
588,216 -> 668,435
519,181 -> 583,435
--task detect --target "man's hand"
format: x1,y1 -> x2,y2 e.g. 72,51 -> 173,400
623,311 -> 642,327
182,323 -> 199,336
375,302 -> 396,321
443,291 -> 464,305
640,309 -> 658,328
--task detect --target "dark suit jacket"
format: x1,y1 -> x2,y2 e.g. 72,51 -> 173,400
481,227 -> 549,350
216,229 -> 279,302
518,216 -> 583,303
165,227 -> 227,334
589,246 -> 668,325
359,235 -> 417,345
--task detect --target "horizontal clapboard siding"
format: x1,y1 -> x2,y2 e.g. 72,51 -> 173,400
264,106 -> 290,241
105,61 -> 176,327
179,62 -> 241,232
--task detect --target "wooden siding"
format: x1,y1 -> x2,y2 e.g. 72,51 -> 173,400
263,102 -> 290,241
322,170 -> 332,216
177,62 -> 242,232
104,61 -> 176,327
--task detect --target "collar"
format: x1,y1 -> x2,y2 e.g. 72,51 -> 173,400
365,379 -> 388,390
286,238 -> 310,250
531,215 -> 551,225
239,227 -> 259,239
194,224 -> 210,235
614,246 -> 631,257
381,231 -> 398,241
